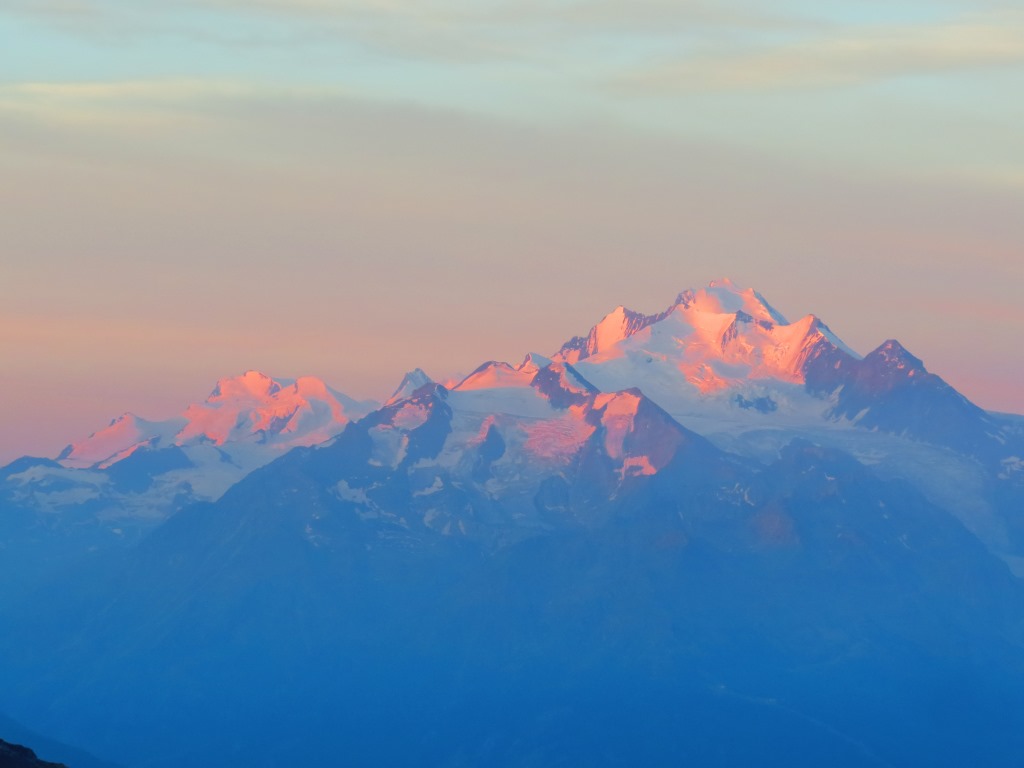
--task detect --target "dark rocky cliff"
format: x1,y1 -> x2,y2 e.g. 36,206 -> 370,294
0,740 -> 66,768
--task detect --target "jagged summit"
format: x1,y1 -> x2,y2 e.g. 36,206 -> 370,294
555,279 -> 807,366
386,368 -> 435,405
555,305 -> 666,363
870,339 -> 922,368
517,352 -> 552,374
552,280 -> 861,399
454,361 -> 534,391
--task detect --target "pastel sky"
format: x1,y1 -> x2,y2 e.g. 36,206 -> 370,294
2,0 -> 1023,463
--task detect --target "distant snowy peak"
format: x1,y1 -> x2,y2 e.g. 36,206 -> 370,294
451,357 -> 599,408
805,339 -> 931,400
386,368 -> 435,406
657,310 -> 834,392
554,279 -> 861,391
207,369 -> 281,401
455,361 -> 535,391
58,413 -> 185,469
177,371 -> 361,448
454,354 -> 569,393
676,278 -> 789,324
517,352 -> 552,375
59,371 -> 377,469
556,305 -> 667,364
359,363 -> 709,487
869,339 -> 924,372
424,359 -> 702,481
803,337 -> 995,450
555,279 -> 796,365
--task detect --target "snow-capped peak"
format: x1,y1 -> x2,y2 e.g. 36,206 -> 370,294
207,370 -> 281,401
554,280 -> 798,366
517,352 -> 553,374
673,279 -> 788,326
57,412 -> 184,469
178,372 -> 361,447
386,368 -> 435,405
549,281 -> 864,415
556,305 -> 666,363
594,307 -> 646,353
59,372 -> 376,469
454,361 -> 535,391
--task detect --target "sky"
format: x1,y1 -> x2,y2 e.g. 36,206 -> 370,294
2,0 -> 1023,463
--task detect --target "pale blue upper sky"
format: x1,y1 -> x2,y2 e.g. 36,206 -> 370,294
4,0 -> 1022,185
2,0 -> 1023,460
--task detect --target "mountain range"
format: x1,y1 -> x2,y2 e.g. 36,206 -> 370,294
2,279 -> 1023,767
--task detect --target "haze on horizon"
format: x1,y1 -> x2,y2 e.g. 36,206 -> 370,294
2,0 -> 1023,464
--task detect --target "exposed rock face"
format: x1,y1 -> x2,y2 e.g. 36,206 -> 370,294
0,740 -> 66,768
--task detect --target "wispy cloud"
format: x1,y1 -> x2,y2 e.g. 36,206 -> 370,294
2,0 -> 824,64
0,79 -> 260,142
616,11 -> 1024,91
12,1 -> 1020,90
